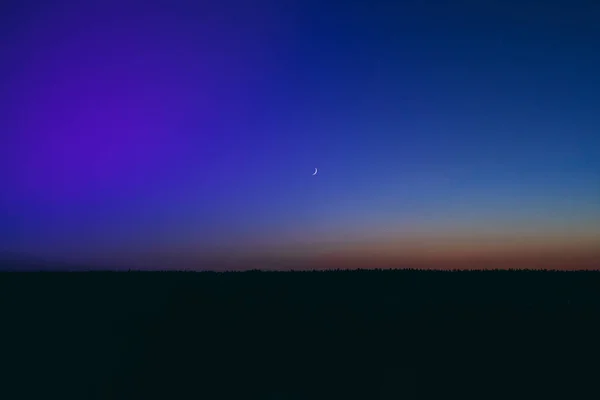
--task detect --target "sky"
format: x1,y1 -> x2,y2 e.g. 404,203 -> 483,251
1,0 -> 600,270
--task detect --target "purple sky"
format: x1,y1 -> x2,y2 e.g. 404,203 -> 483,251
2,0 -> 600,269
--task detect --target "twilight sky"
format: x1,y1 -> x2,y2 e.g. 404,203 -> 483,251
2,0 -> 600,269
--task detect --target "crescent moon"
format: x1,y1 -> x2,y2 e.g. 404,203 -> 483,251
312,168 -> 318,176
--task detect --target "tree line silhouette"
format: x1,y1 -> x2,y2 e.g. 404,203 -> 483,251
1,268 -> 599,399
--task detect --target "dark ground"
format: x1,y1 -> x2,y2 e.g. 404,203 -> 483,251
1,269 -> 599,399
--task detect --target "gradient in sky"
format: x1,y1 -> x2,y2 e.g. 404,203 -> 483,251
2,0 -> 600,269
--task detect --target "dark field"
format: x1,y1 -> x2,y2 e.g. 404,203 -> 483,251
1,269 -> 599,399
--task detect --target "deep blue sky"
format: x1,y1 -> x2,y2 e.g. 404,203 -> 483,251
2,0 -> 600,269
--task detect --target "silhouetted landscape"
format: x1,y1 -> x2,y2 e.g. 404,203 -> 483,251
4,0 -> 600,398
2,268 -> 599,399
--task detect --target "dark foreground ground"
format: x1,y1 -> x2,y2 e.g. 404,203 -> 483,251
1,269 -> 600,399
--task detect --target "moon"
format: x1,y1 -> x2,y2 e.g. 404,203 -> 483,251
312,168 -> 318,176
